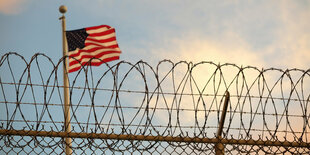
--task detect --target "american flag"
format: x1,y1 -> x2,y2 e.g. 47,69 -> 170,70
66,25 -> 121,73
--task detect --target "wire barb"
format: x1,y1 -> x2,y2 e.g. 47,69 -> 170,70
0,52 -> 309,154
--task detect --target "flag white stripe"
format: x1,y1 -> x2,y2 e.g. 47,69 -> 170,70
69,46 -> 120,56
87,27 -> 110,34
69,53 -> 120,69
85,40 -> 118,47
69,48 -> 121,63
86,33 -> 116,40
69,49 -> 80,56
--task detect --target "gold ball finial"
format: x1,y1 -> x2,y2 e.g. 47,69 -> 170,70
59,5 -> 67,14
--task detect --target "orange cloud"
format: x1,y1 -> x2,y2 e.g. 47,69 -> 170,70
272,1 -> 310,69
149,32 -> 267,68
0,0 -> 27,15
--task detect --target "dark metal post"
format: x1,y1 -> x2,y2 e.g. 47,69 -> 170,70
215,91 -> 230,155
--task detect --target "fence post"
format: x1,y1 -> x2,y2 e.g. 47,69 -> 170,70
215,91 -> 230,155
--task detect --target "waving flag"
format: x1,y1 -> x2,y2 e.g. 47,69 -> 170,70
66,25 -> 121,73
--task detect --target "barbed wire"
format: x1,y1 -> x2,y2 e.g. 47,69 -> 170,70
0,52 -> 309,154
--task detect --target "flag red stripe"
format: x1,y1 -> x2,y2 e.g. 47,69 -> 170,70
85,25 -> 111,31
85,36 -> 117,43
69,50 -> 121,66
68,56 -> 119,73
69,46 -> 119,57
83,56 -> 119,66
84,42 -> 119,48
87,29 -> 115,37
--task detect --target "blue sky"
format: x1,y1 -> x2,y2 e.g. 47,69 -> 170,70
0,0 -> 309,69
0,1 -> 309,146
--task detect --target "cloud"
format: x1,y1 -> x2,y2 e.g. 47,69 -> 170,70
147,31 -> 267,69
65,0 -> 310,141
269,1 -> 310,69
75,0 -> 309,68
137,0 -> 310,70
0,0 -> 28,15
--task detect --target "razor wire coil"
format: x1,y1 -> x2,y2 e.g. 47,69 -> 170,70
0,52 -> 309,154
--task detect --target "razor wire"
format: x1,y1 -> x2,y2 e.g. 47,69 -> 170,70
0,52 -> 309,154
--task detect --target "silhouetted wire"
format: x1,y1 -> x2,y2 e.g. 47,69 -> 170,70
0,52 -> 309,153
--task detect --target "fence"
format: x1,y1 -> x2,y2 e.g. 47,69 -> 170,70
0,52 -> 309,154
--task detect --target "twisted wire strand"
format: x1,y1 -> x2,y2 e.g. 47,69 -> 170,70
0,52 -> 309,153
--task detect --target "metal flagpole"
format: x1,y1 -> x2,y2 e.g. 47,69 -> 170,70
59,5 -> 72,155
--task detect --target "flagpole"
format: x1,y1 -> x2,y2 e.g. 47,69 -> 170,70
59,5 -> 72,155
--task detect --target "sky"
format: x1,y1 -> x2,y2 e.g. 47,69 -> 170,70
0,0 -> 309,69
0,2 -> 310,153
